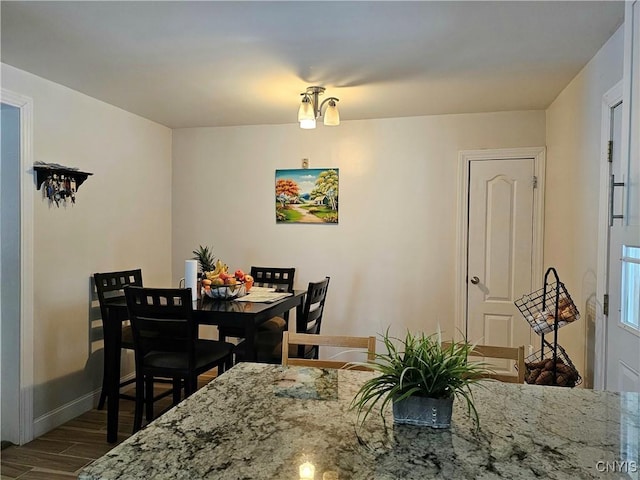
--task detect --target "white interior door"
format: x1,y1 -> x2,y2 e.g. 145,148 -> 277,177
467,158 -> 535,375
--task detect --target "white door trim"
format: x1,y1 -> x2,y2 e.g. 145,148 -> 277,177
455,147 -> 546,340
1,88 -> 35,444
595,81 -> 623,391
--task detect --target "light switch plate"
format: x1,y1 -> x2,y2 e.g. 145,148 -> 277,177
302,158 -> 309,169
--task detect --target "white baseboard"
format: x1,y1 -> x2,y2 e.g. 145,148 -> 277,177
33,372 -> 135,438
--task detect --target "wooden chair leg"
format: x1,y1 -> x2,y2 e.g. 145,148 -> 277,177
97,381 -> 107,410
185,375 -> 195,397
225,355 -> 233,372
133,374 -> 145,433
172,378 -> 182,405
145,375 -> 154,422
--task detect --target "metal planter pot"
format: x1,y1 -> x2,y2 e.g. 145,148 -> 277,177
392,395 -> 454,428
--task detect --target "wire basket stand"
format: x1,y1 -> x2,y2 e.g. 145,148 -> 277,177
514,267 -> 582,387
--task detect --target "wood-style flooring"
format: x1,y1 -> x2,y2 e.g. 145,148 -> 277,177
1,372 -> 217,480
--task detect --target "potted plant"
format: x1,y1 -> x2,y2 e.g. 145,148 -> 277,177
350,329 -> 491,429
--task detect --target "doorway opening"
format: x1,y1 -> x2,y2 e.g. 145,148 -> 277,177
1,102 -> 21,446
0,89 -> 34,445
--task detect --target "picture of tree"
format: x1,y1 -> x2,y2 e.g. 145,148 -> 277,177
275,178 -> 300,208
275,168 -> 339,224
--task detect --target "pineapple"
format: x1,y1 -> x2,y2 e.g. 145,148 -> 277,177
192,245 -> 216,273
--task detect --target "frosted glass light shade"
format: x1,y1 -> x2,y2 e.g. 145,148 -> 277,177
323,101 -> 340,126
297,98 -> 315,122
300,118 -> 316,129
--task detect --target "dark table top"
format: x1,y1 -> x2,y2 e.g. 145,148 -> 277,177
105,290 -> 305,321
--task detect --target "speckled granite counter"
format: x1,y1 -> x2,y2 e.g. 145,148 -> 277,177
79,362 -> 639,480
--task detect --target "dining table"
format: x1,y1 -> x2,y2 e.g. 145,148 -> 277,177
80,362 -> 639,479
102,290 -> 306,443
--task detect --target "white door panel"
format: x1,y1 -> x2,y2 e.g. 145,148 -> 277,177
606,238 -> 640,392
605,1 -> 640,392
467,159 -> 534,376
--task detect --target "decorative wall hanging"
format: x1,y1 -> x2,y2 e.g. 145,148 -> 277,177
275,168 -> 338,224
33,161 -> 92,207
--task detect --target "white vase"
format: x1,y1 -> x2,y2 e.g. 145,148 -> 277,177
392,395 -> 454,428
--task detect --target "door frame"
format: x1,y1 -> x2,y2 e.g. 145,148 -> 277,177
1,88 -> 35,444
455,147 -> 546,340
594,81 -> 624,391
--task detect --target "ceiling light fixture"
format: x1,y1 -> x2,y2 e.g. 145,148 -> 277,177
297,86 -> 340,129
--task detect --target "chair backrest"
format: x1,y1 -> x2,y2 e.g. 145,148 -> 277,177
295,277 -> 330,358
250,266 -> 295,292
441,342 -> 526,383
124,287 -> 196,369
282,332 -> 376,370
94,269 -> 143,320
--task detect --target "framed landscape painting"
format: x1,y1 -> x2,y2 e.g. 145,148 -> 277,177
275,168 -> 339,224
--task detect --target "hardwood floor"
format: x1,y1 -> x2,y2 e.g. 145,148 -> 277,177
1,372 -> 217,479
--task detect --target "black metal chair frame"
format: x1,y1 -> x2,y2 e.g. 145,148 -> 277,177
124,286 -> 234,432
219,266 -> 295,341
295,276 -> 331,359
250,276 -> 330,363
93,269 -> 143,409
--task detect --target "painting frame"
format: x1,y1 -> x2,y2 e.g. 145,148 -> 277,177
275,168 -> 339,224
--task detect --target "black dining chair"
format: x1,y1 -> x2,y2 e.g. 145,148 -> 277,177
124,286 -> 235,432
218,266 -> 296,342
93,269 -> 143,409
247,276 -> 330,364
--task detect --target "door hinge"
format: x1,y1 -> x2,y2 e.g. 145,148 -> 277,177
603,294 -> 609,316
533,176 -> 538,189
608,140 -> 613,163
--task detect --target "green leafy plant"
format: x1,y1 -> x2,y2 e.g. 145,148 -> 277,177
350,329 -> 491,429
192,245 -> 216,273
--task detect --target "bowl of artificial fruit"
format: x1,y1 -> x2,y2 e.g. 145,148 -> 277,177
201,261 -> 254,300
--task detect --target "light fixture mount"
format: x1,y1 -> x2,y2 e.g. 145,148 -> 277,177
297,86 -> 340,129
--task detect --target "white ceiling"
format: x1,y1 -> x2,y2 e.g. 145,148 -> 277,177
1,1 -> 624,129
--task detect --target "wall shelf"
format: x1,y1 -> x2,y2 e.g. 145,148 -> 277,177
33,163 -> 93,207
33,164 -> 93,191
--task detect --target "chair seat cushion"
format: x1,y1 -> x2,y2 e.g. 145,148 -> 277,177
144,340 -> 233,371
220,316 -> 286,340
235,332 -> 314,363
257,316 -> 286,332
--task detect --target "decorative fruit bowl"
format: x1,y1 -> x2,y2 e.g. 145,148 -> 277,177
202,281 -> 246,300
200,264 -> 254,300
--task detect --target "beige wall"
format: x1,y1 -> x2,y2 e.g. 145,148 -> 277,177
172,111 -> 545,345
545,26 -> 624,386
2,20 -> 623,434
1,64 -> 173,428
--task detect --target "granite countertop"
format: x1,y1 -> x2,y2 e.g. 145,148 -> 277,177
79,362 -> 639,480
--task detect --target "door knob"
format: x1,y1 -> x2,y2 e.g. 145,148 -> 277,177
470,276 -> 480,285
